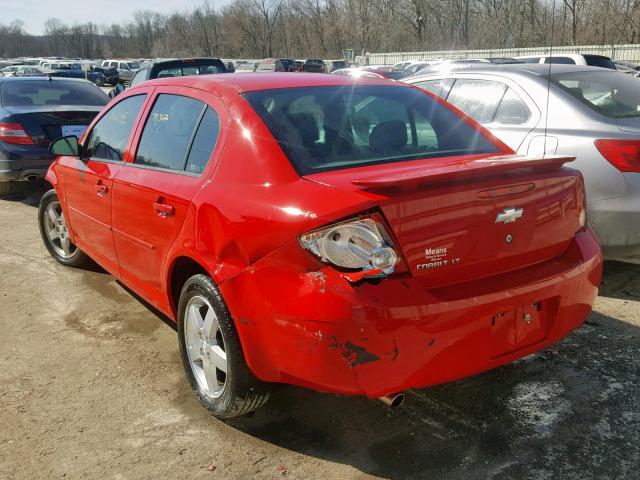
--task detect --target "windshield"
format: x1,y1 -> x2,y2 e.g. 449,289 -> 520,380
127,62 -> 140,70
244,85 -> 500,175
551,70 -> 640,118
0,80 -> 108,107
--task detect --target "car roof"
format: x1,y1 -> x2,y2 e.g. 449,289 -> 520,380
134,72 -> 397,94
407,63 -> 609,79
148,57 -> 223,68
0,76 -> 93,83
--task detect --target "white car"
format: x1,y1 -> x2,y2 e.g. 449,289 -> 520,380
1,65 -> 22,76
516,54 -> 616,69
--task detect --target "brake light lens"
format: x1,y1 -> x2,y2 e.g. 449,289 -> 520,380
0,122 -> 33,145
595,139 -> 640,173
299,216 -> 399,278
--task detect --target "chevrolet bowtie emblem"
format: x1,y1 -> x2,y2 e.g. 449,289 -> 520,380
495,207 -> 524,224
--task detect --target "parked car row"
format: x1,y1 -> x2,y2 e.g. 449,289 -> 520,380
227,58 -> 350,73
390,54 -> 636,77
1,57 -> 129,87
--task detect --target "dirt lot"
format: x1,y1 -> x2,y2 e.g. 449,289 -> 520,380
1,187 -> 639,480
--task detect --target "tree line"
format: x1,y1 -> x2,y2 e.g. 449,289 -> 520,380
1,0 -> 639,60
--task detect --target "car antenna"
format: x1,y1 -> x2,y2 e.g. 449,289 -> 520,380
544,0 -> 557,158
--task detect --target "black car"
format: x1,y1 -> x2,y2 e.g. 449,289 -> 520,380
301,59 -> 325,73
92,65 -> 119,86
0,77 -> 108,183
128,58 -> 227,88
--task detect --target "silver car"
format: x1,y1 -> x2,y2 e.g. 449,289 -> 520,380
404,64 -> 640,262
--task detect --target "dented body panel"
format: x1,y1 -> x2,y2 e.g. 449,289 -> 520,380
220,229 -> 601,397
46,73 -> 603,399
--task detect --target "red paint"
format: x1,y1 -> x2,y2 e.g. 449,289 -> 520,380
47,73 -> 602,398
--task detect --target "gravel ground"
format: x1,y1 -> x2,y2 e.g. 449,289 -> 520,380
1,187 -> 639,480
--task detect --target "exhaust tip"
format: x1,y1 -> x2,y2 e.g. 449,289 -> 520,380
378,393 -> 405,408
24,174 -> 39,182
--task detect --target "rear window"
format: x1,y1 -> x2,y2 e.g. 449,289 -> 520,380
519,57 -> 541,63
583,55 -> 616,70
544,57 -> 576,65
244,85 -> 500,175
154,63 -> 225,79
551,70 -> 640,118
0,80 -> 108,107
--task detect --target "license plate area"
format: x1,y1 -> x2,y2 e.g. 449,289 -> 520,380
61,125 -> 87,138
491,300 -> 548,358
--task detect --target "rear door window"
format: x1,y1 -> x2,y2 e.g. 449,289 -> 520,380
185,108 -> 220,174
493,88 -> 531,124
413,78 -> 454,99
446,79 -> 507,123
84,95 -> 146,162
134,94 -> 220,174
135,95 -> 204,171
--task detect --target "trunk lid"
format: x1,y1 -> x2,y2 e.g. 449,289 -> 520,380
304,154 -> 583,288
5,106 -> 102,146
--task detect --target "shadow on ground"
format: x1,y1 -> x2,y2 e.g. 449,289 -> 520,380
0,180 -> 48,207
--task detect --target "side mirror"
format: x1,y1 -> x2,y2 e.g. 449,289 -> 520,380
49,135 -> 80,157
109,83 -> 125,98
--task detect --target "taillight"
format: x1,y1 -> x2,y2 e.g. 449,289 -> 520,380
0,122 -> 33,145
299,215 -> 400,280
595,139 -> 640,173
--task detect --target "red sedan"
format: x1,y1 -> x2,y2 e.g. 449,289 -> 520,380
39,73 -> 602,418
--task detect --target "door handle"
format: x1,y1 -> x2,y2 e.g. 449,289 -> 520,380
153,200 -> 175,218
96,181 -> 108,196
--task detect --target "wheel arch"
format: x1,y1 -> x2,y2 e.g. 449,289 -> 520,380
167,256 -> 211,319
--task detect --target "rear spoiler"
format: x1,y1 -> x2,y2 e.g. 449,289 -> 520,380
351,155 -> 575,189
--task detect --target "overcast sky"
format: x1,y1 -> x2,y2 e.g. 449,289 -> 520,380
0,0 -> 231,35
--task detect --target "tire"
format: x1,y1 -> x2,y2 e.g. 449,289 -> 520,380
38,189 -> 89,268
177,274 -> 271,418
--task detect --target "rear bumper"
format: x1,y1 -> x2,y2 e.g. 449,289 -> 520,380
0,143 -> 53,182
220,229 -> 603,397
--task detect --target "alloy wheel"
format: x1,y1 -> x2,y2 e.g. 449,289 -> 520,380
44,201 -> 76,259
184,295 -> 228,398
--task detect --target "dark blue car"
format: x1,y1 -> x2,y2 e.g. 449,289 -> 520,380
0,77 -> 108,183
